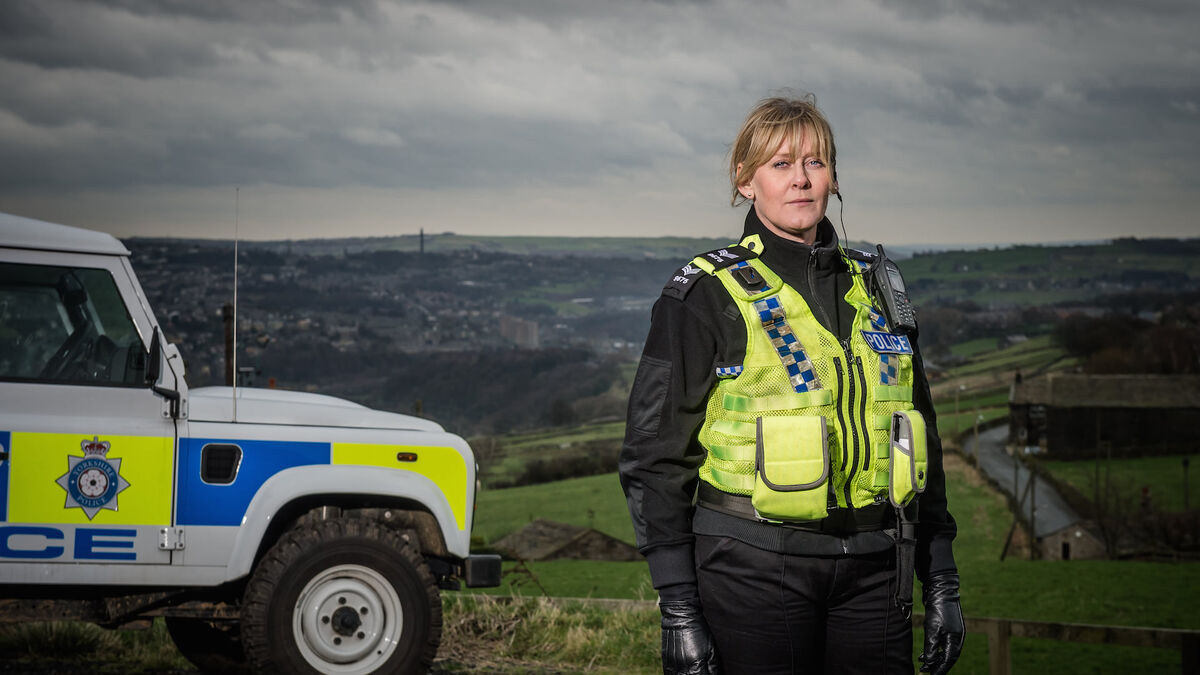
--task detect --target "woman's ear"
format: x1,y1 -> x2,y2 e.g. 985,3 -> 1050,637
736,163 -> 755,200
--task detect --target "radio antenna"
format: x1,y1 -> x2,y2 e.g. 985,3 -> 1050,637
232,186 -> 239,422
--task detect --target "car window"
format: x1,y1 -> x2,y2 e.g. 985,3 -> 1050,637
0,262 -> 146,386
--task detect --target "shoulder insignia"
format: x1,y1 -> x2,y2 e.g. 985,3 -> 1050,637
697,245 -> 757,271
661,245 -> 757,300
661,261 -> 708,300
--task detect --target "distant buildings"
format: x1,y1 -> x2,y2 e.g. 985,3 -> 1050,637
499,315 -> 539,349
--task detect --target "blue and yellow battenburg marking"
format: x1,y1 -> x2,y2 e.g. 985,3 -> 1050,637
754,295 -> 822,393
175,439 -> 469,530
715,365 -> 744,379
1,433 -> 469,532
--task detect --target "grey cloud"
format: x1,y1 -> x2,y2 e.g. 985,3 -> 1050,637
0,0 -> 384,77
0,0 -> 1197,243
880,0 -> 1199,23
0,1 -> 221,76
0,1 -> 52,38
424,0 -> 717,25
90,0 -> 383,25
0,93 -> 687,193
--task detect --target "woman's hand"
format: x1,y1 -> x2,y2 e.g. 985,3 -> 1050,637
919,572 -> 964,674
660,598 -> 720,675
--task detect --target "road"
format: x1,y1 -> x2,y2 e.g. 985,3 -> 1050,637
961,425 -> 1080,538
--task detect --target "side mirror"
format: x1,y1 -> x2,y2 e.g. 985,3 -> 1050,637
146,327 -> 181,418
145,328 -> 162,385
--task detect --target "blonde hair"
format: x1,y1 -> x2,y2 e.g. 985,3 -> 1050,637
729,94 -> 838,206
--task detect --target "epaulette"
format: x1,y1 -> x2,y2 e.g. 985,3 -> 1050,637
843,247 -> 877,264
661,245 -> 758,300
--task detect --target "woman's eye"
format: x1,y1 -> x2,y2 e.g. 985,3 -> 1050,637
806,159 -> 825,168
773,161 -> 790,169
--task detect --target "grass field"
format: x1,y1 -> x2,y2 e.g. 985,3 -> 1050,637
467,453 -> 1200,673
497,422 -> 626,450
471,420 -> 627,488
474,472 -> 634,546
949,337 -> 1001,358
943,337 -> 1068,380
1040,454 -> 1199,514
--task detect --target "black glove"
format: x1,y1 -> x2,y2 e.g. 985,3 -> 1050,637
659,599 -> 720,675
919,572 -> 964,675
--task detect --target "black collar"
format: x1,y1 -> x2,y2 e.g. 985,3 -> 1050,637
741,208 -> 846,275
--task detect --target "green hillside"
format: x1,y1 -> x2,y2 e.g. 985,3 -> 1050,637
902,237 -> 1200,307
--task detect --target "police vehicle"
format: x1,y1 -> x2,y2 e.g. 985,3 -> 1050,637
0,212 -> 500,674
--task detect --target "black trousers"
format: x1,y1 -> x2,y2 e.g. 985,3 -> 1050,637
695,534 -> 913,675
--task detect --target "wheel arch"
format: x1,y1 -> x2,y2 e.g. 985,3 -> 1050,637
223,465 -> 468,582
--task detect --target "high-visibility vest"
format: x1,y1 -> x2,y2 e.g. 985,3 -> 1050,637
692,234 -> 928,521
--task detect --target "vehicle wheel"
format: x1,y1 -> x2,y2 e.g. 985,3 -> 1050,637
241,518 -> 441,674
164,617 -> 250,674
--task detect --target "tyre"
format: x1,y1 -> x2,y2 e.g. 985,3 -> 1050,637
165,617 -> 250,674
241,518 -> 442,674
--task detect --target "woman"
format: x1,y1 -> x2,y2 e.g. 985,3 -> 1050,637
618,95 -> 963,674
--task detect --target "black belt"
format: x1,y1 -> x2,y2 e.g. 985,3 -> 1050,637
697,482 -> 894,534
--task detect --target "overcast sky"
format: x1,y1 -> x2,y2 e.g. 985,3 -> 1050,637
1,0 -> 1197,246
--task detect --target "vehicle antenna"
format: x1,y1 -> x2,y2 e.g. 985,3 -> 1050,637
232,186 -> 239,423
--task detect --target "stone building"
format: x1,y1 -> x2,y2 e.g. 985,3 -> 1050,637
1008,374 -> 1200,459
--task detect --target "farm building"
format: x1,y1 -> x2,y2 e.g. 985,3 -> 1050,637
1008,374 -> 1200,459
491,519 -> 641,562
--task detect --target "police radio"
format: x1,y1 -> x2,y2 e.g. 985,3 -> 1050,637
869,244 -> 917,335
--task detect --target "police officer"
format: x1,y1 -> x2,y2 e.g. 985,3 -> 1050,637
619,95 -> 963,674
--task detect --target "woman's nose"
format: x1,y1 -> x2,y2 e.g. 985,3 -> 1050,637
792,168 -> 811,188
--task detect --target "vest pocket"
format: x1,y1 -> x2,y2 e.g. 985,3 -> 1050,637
751,416 -> 830,521
888,410 -> 928,507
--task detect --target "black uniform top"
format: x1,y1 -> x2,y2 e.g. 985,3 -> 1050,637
618,208 -> 957,597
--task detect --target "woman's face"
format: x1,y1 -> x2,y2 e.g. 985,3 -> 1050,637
740,134 -> 832,246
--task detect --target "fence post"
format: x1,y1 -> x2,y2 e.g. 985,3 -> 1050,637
985,619 -> 1012,675
1183,633 -> 1199,675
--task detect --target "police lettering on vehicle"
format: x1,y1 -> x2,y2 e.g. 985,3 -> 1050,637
860,330 -> 914,355
55,436 -> 130,520
0,525 -> 137,560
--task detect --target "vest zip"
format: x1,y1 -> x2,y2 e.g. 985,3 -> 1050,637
856,355 -> 871,472
840,341 -> 860,507
833,356 -> 851,507
807,248 -> 837,335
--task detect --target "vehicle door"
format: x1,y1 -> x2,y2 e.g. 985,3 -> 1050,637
0,249 -> 178,577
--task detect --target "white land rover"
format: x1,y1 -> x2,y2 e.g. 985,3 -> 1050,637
0,212 -> 500,674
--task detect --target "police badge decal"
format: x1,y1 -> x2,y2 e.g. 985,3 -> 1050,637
55,436 -> 131,519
